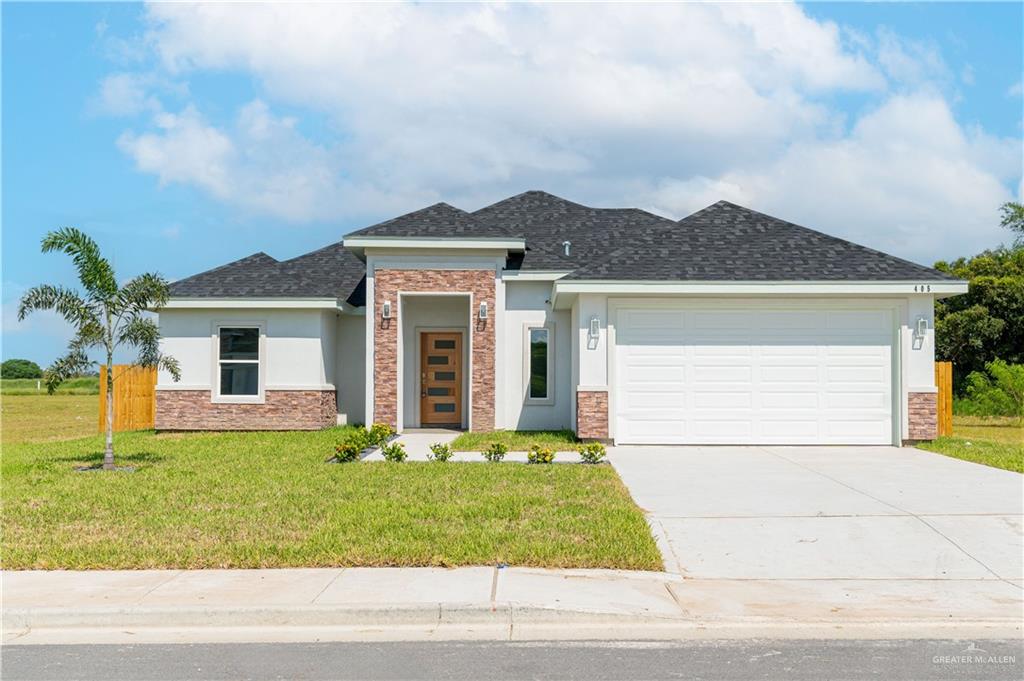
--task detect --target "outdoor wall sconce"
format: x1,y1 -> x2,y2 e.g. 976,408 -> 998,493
915,316 -> 928,337
381,300 -> 392,320
589,316 -> 600,339
479,302 -> 488,320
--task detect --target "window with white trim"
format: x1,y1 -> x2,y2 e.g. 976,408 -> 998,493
217,327 -> 260,397
525,323 -> 554,405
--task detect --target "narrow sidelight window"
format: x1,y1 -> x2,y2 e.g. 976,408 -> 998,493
218,327 -> 260,396
526,325 -> 552,403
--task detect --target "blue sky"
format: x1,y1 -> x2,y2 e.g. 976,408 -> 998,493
2,1 -> 1022,367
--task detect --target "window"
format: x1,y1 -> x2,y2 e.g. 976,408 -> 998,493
525,323 -> 554,405
217,326 -> 261,399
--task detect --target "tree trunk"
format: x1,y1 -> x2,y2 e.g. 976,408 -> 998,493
103,352 -> 114,470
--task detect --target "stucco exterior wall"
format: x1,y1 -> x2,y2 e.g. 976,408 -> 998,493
335,313 -> 366,425
503,281 -> 572,430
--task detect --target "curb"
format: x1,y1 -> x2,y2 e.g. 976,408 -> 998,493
5,605 -> 1021,644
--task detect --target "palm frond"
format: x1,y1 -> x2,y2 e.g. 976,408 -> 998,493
17,285 -> 97,327
120,316 -> 181,382
41,227 -> 118,298
117,272 -> 171,315
43,349 -> 95,394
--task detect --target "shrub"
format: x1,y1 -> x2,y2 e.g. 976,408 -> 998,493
527,444 -> 555,464
482,442 -> 508,462
428,442 -> 454,462
577,442 -> 606,464
1,359 -> 42,379
367,423 -> 396,448
333,442 -> 362,463
381,441 -> 407,462
961,359 -> 1024,419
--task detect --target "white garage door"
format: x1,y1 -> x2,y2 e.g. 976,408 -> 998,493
614,304 -> 894,445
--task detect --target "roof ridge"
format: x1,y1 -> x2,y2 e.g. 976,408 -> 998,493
688,201 -> 951,278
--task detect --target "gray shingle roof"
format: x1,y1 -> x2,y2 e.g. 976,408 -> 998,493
345,202 -> 515,239
169,242 -> 366,304
564,201 -> 958,281
169,193 -> 954,303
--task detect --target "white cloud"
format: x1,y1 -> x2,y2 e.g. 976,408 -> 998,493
1008,81 -> 1023,97
101,1 -> 1020,261
91,73 -> 161,116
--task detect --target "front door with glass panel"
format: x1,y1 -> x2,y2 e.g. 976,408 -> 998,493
420,332 -> 463,427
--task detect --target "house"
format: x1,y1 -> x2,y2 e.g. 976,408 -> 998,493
156,191 -> 967,445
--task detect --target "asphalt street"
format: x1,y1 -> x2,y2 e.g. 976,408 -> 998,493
3,639 -> 1022,681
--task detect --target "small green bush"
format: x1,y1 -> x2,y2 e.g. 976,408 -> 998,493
577,442 -> 606,464
527,444 -> 555,464
961,360 -> 1024,419
381,441 -> 407,462
333,442 -> 362,463
367,423 -> 396,448
482,442 -> 508,462
428,442 -> 454,462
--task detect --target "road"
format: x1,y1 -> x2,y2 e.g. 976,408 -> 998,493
3,639 -> 1022,680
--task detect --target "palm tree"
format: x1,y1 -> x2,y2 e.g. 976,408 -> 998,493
18,228 -> 180,470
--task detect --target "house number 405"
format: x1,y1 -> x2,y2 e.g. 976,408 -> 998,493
913,284 -> 932,292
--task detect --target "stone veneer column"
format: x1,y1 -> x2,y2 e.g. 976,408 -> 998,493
156,390 -> 336,430
576,390 -> 609,440
906,391 -> 938,441
372,269 -> 495,431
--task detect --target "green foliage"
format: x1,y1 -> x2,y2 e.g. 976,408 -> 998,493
1,359 -> 43,379
367,423 -> 396,448
482,442 -> 508,462
577,442 -> 607,464
333,442 -> 363,463
18,227 -> 181,468
527,444 -> 555,464
381,441 -> 407,462
1,376 -> 99,395
960,360 -> 1024,419
451,429 -> 578,451
428,442 -> 455,462
934,246 -> 1024,392
1000,201 -> 1024,246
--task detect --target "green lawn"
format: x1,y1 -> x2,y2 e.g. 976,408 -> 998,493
451,429 -> 579,451
1,376 -> 99,395
2,428 -> 662,571
1,394 -> 97,444
917,416 -> 1023,473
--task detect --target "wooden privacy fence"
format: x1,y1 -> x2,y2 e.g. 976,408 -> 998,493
935,361 -> 953,437
98,365 -> 157,433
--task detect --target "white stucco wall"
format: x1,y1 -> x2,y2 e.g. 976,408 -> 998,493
399,295 -> 470,428
335,313 -> 366,424
157,308 -> 335,391
503,281 -> 572,430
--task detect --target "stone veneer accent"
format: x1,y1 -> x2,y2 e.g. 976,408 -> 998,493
156,390 -> 336,431
906,391 -> 938,442
576,390 -> 609,440
372,269 -> 496,431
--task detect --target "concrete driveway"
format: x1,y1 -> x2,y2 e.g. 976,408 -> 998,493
608,445 -> 1023,583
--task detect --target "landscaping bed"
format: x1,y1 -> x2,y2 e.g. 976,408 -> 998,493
2,428 -> 662,571
450,429 -> 579,451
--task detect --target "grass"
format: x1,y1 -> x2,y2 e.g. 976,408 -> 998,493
916,415 -> 1023,473
1,376 -> 99,395
450,429 -> 579,451
1,394 -> 97,444
1,428 -> 662,571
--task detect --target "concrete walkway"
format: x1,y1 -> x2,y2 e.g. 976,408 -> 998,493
3,566 -> 1020,645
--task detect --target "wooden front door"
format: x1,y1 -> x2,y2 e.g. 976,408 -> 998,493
420,332 -> 463,427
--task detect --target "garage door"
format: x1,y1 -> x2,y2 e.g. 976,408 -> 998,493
614,305 -> 894,445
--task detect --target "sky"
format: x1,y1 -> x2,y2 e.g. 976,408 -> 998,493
2,1 -> 1022,367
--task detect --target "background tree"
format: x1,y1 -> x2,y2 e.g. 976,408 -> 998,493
1000,201 -> 1024,246
934,206 -> 1024,393
1,358 -> 43,379
18,228 -> 180,469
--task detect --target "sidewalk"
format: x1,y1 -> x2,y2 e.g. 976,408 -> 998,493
4,567 -> 1020,644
